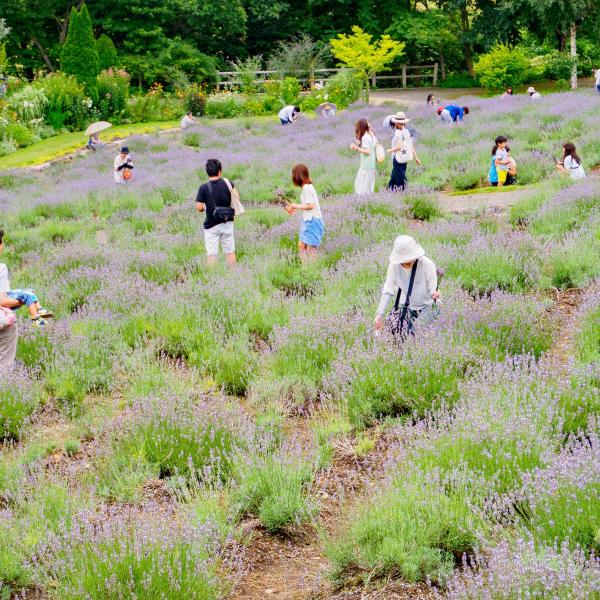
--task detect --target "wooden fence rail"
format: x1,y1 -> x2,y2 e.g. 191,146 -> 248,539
216,64 -> 438,89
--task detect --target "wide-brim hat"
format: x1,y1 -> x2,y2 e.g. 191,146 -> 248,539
389,235 -> 425,264
527,86 -> 535,93
391,111 -> 410,124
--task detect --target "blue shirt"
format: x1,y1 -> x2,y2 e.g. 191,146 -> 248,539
445,105 -> 464,121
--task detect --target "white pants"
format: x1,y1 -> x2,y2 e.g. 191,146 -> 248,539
204,222 -> 235,256
440,109 -> 452,124
0,322 -> 18,369
354,168 -> 376,195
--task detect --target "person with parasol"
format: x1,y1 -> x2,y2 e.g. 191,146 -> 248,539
85,121 -> 111,151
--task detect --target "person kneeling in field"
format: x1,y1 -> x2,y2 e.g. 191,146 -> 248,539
374,235 -> 440,337
0,229 -> 53,327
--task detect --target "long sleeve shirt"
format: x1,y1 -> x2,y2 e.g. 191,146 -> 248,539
376,256 -> 437,316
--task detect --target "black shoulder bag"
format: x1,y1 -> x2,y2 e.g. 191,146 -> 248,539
206,181 -> 235,224
387,259 -> 418,338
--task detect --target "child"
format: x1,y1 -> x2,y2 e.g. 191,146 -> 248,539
285,164 -> 324,263
492,136 -> 510,186
556,142 -> 586,180
114,146 -> 133,184
0,229 -> 53,327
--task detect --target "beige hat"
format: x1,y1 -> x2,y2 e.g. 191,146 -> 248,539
391,111 -> 410,124
527,86 -> 536,94
389,235 -> 425,264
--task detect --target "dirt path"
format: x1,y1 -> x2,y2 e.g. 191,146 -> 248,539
231,432 -> 434,600
437,186 -> 538,214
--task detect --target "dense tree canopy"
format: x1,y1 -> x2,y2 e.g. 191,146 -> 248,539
1,0 -> 599,83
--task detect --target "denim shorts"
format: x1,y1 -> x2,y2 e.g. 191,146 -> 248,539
6,288 -> 38,307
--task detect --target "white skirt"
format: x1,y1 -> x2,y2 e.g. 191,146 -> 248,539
354,168 -> 376,195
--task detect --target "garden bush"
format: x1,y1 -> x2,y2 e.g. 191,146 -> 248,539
96,68 -> 130,121
324,68 -> 362,108
473,44 -> 530,89
182,83 -> 207,116
35,72 -> 89,130
280,76 -> 301,105
205,91 -> 244,119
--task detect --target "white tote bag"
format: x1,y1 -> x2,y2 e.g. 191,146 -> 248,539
223,178 -> 245,216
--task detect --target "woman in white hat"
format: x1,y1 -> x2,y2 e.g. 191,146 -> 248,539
387,112 -> 421,191
374,235 -> 440,334
527,86 -> 541,100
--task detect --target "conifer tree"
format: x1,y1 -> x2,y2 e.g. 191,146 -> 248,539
61,4 -> 99,101
96,33 -> 118,71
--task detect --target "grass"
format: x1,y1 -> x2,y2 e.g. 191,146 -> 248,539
1,121 -> 179,169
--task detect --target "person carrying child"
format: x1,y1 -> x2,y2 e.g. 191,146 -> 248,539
284,164 -> 324,264
0,229 -> 53,327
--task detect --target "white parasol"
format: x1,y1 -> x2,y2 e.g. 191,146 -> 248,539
85,121 -> 112,136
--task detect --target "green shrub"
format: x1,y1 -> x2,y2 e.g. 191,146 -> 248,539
438,72 -> 478,88
405,194 -> 441,221
205,91 -> 244,119
280,76 -> 301,105
35,72 -> 89,130
324,69 -> 362,108
328,475 -> 485,584
95,33 -> 118,70
183,83 -> 207,116
473,44 -> 530,89
96,68 -> 130,121
543,51 -> 577,81
7,85 -> 49,123
232,453 -> 314,532
5,122 -> 37,147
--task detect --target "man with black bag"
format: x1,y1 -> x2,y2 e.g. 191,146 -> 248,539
196,159 -> 237,266
374,235 -> 440,337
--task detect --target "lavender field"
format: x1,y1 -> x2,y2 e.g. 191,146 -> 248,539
1,90 -> 600,599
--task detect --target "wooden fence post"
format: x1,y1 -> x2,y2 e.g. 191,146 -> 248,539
433,63 -> 438,87
402,65 -> 407,88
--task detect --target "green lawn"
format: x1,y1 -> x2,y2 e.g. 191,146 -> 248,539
1,121 -> 180,170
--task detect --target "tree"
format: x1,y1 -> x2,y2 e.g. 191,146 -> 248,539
330,26 -> 404,101
61,4 -> 99,99
268,33 -> 329,86
520,0 -> 599,87
0,18 -> 10,73
96,33 -> 118,70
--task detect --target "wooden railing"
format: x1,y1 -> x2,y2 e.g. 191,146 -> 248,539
216,64 -> 439,89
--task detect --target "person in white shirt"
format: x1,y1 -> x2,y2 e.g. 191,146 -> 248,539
181,112 -> 196,129
278,105 -> 300,125
556,142 -> 586,180
595,68 -> 600,93
527,86 -> 541,100
386,111 -> 421,191
285,164 -> 324,263
114,147 -> 133,184
374,235 -> 440,336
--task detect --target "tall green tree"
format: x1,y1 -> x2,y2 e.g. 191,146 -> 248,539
61,4 -> 99,99
330,25 -> 404,101
96,33 -> 118,70
520,0 -> 599,87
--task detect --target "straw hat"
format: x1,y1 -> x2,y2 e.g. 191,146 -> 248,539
389,235 -> 425,264
391,111 -> 410,124
527,86 -> 536,94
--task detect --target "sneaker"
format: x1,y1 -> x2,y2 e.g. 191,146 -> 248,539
37,307 -> 54,318
31,317 -> 46,327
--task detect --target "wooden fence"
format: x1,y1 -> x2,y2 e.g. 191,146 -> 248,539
216,64 -> 439,89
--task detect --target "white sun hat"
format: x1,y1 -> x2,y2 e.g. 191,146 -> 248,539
391,111 -> 410,124
389,235 -> 425,264
527,86 -> 536,93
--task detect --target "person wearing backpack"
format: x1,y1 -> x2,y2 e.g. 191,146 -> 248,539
374,235 -> 440,336
195,158 -> 238,266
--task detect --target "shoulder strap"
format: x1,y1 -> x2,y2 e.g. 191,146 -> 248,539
206,180 -> 215,203
393,260 -> 418,311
